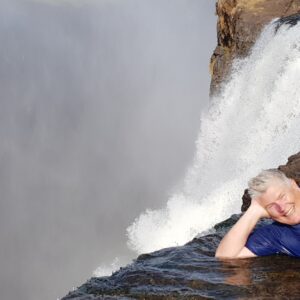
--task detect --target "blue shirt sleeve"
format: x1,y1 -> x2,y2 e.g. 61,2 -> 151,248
245,223 -> 284,256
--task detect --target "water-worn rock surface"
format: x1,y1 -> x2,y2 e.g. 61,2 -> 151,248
210,0 -> 300,95
62,149 -> 300,299
62,215 -> 300,299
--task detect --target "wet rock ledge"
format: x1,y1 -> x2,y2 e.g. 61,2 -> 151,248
61,152 -> 300,300
62,211 -> 300,299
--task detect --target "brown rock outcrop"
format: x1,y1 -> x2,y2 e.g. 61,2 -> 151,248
211,1 -> 300,212
210,0 -> 300,95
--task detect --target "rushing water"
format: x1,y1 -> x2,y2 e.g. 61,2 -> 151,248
64,15 -> 300,299
126,15 -> 300,256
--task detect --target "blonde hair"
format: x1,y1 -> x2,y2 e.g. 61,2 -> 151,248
247,168 -> 292,199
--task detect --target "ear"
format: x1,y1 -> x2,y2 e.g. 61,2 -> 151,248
290,179 -> 299,189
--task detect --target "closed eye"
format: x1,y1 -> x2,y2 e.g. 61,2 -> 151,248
278,193 -> 284,199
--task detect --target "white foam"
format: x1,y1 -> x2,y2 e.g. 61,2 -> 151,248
93,257 -> 121,277
127,20 -> 300,254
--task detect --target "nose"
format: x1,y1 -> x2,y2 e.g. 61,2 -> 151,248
273,203 -> 285,214
274,195 -> 289,213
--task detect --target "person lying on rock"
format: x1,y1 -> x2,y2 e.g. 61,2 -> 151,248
215,169 -> 300,258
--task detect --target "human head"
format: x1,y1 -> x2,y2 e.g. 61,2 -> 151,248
248,168 -> 300,225
247,169 -> 292,199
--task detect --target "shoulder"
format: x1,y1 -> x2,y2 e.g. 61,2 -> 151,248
276,222 -> 300,256
245,222 -> 286,256
246,222 -> 300,256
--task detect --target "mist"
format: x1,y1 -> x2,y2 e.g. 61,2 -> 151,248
0,1 -> 216,299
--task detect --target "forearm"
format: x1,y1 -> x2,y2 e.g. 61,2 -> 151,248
215,206 -> 262,258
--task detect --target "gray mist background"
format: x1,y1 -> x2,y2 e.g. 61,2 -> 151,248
0,1 -> 217,299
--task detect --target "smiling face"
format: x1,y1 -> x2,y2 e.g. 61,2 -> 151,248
257,179 -> 300,225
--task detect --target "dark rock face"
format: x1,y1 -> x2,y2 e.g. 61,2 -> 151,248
275,12 -> 300,30
279,151 -> 300,182
242,151 -> 300,212
210,0 -> 300,95
62,216 -> 300,299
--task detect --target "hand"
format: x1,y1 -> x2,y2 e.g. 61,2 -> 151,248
249,198 -> 271,219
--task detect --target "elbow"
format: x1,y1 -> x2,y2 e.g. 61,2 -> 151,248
215,247 -> 256,259
215,253 -> 238,259
215,252 -> 236,259
215,247 -> 226,258
215,248 -> 239,259
215,249 -> 230,259
214,249 -> 221,258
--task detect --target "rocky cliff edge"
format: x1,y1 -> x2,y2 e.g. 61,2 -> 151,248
210,0 -> 300,95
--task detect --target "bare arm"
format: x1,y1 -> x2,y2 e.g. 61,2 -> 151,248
215,200 -> 269,258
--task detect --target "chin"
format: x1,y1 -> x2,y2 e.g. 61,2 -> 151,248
287,220 -> 299,225
283,216 -> 300,225
273,216 -> 299,225
291,215 -> 300,225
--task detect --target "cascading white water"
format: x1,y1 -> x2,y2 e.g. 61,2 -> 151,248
126,20 -> 300,254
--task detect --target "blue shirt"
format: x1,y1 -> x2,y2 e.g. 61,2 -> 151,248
245,222 -> 300,256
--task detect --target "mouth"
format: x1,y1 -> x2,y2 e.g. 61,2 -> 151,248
284,205 -> 295,217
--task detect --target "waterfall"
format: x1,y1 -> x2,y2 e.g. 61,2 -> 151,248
126,20 -> 300,254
